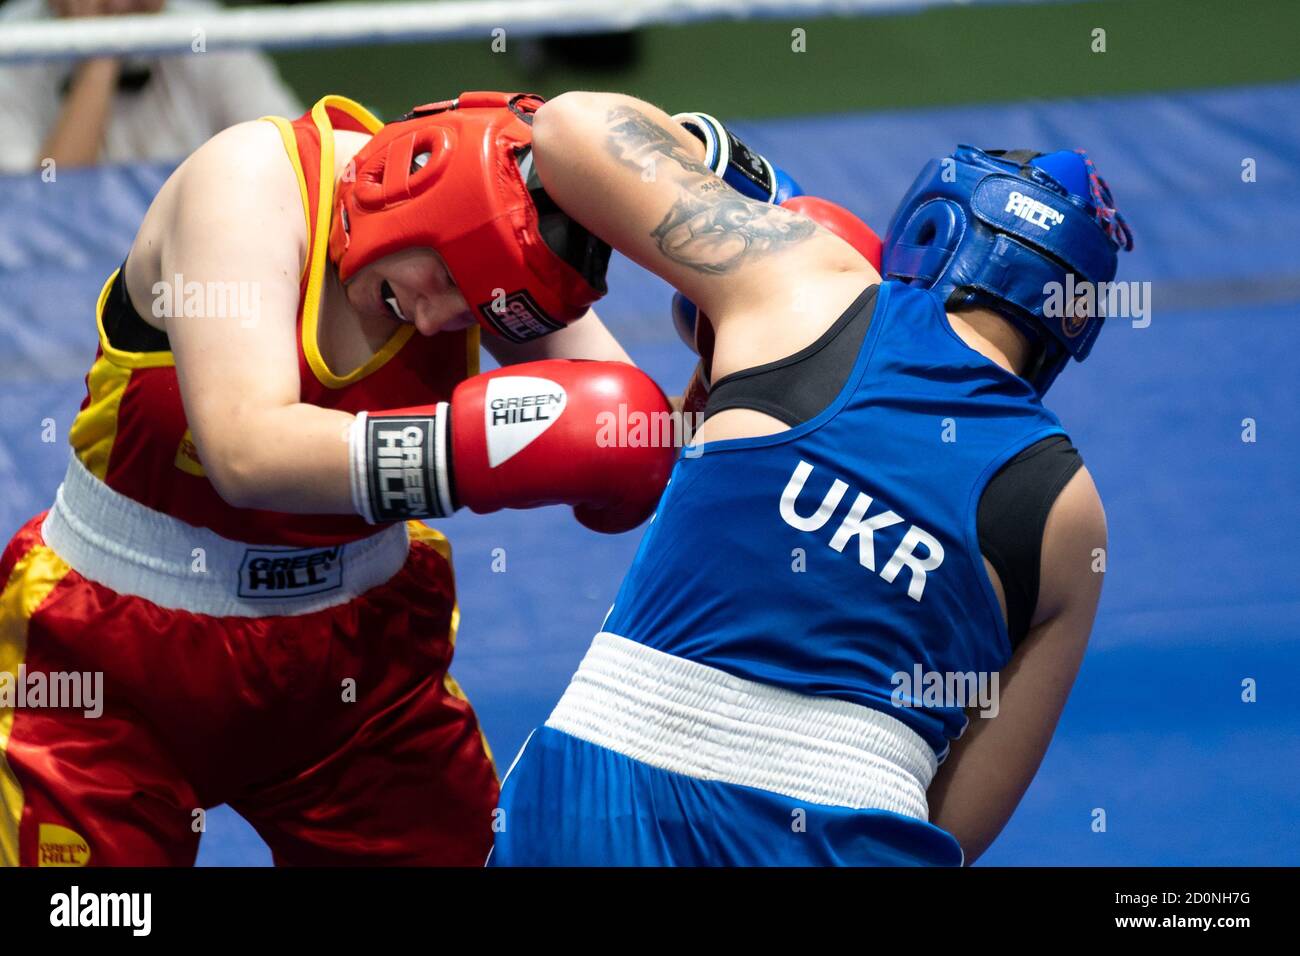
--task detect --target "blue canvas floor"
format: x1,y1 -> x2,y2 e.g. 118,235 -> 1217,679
1,81 -> 1296,865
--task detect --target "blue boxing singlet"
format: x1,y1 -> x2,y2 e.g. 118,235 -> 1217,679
491,281 -> 1067,867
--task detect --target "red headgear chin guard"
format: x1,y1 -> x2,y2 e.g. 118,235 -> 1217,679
328,91 -> 610,342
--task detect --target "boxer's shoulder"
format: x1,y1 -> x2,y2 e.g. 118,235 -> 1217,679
125,121 -> 307,323
171,120 -> 305,226
1034,463 -> 1107,629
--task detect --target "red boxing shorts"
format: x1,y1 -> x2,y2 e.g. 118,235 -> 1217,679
0,458 -> 497,866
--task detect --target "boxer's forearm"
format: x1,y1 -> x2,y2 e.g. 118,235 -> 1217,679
198,403 -> 358,515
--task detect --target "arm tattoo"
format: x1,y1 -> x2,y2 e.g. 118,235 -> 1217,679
603,104 -> 816,275
649,190 -> 816,275
604,104 -> 715,179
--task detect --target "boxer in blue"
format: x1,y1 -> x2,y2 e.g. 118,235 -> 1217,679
491,95 -> 1133,865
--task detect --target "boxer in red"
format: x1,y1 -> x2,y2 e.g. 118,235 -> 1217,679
0,92 -> 673,866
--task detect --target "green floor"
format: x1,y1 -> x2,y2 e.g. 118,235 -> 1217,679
269,0 -> 1300,121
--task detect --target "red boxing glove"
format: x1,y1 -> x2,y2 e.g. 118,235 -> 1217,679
453,360 -> 675,533
781,195 -> 882,270
352,360 -> 675,534
673,196 -> 881,354
353,360 -> 674,533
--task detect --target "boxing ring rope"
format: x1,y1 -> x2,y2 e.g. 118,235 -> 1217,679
0,0 -> 968,64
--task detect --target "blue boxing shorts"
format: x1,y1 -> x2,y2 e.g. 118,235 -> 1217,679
488,634 -> 964,867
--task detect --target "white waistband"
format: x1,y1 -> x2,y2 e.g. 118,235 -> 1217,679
40,455 -> 409,618
546,632 -> 940,820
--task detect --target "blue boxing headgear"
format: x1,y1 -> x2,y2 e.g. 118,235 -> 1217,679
883,146 -> 1133,393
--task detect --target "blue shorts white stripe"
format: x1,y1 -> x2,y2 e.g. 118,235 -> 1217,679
490,633 -> 963,866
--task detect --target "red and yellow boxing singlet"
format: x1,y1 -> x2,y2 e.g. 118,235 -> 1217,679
67,96 -> 480,547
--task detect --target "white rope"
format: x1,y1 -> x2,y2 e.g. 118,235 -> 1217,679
0,0 -> 958,64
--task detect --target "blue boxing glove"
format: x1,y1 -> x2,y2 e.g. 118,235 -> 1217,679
672,111 -> 803,204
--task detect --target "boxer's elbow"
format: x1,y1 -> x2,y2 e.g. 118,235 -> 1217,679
196,425 -> 274,511
533,92 -> 589,164
533,91 -> 621,165
535,90 -> 600,130
203,446 -> 261,510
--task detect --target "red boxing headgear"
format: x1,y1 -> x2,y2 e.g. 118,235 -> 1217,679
329,91 -> 610,342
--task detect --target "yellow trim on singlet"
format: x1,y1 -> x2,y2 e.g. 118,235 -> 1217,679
69,355 -> 133,482
407,522 -> 497,775
276,95 -> 415,390
261,115 -> 313,283
69,270 -> 176,480
92,269 -> 175,371
0,545 -> 74,866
